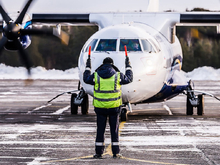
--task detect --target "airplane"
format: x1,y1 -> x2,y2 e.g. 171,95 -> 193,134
1,0 -> 220,121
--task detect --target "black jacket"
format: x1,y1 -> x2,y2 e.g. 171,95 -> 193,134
83,63 -> 133,85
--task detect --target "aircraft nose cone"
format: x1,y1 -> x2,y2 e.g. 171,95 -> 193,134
4,23 -> 21,40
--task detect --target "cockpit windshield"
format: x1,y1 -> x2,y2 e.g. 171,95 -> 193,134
96,39 -> 117,51
120,39 -> 141,51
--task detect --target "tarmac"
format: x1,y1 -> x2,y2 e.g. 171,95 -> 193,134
0,80 -> 220,165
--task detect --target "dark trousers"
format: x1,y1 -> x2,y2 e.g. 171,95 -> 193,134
94,107 -> 120,155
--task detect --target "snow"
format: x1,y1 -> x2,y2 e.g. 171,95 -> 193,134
0,64 -> 219,80
0,64 -> 79,80
185,66 -> 220,80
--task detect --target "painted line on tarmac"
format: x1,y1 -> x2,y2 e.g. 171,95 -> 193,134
163,103 -> 173,115
121,157 -> 188,165
103,121 -> 126,156
27,104 -> 52,114
40,155 -> 94,164
40,121 -> 126,164
51,105 -> 70,115
40,121 -> 187,165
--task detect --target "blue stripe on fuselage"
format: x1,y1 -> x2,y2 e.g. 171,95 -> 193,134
139,83 -> 188,104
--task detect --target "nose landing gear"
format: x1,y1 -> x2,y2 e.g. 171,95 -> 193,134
120,103 -> 132,122
120,108 -> 127,122
70,88 -> 89,115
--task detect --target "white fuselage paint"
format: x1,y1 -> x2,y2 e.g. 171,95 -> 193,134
78,23 -> 185,104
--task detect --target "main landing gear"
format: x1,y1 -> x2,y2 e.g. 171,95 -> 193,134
71,88 -> 89,115
186,81 -> 204,116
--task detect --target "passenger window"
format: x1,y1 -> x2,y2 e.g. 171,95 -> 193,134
96,39 -> 117,51
141,39 -> 156,53
120,39 -> 141,51
85,39 -> 98,52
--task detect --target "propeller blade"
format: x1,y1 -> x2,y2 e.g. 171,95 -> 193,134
15,0 -> 34,24
14,39 -> 32,75
0,36 -> 7,54
0,4 -> 12,24
21,28 -> 69,45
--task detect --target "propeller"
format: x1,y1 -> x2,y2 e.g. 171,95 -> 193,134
0,0 -> 69,75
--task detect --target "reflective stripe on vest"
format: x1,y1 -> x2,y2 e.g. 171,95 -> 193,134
93,72 -> 122,108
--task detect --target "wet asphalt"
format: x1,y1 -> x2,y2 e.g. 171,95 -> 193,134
0,80 -> 220,165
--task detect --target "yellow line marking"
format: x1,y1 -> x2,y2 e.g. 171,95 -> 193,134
121,157 -> 188,165
41,121 -> 126,163
40,121 -> 188,165
41,155 -> 94,163
103,121 -> 126,156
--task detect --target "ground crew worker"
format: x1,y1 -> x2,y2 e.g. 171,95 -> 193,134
83,56 -> 133,159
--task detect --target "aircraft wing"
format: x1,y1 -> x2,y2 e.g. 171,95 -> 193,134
31,14 -> 91,25
31,12 -> 220,42
180,13 -> 220,23
32,12 -> 220,25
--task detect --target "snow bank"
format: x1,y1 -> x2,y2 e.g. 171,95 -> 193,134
185,66 -> 220,80
0,64 -> 79,79
0,64 -> 219,80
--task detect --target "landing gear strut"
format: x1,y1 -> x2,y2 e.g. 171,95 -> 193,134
70,88 -> 89,115
186,81 -> 204,116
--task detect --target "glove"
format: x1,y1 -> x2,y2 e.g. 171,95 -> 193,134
86,57 -> 91,68
125,56 -> 131,68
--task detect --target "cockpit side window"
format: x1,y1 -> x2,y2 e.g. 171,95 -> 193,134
96,39 -> 117,51
141,39 -> 156,53
120,39 -> 141,51
149,39 -> 160,52
85,39 -> 98,52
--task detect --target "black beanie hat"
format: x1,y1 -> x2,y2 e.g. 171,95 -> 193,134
103,57 -> 114,65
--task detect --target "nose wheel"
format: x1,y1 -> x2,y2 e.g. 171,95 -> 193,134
120,108 -> 127,121
71,93 -> 78,114
70,88 -> 89,115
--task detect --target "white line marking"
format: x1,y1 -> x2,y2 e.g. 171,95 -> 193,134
162,103 -> 173,115
27,104 -> 51,114
27,157 -> 48,165
51,105 -> 70,115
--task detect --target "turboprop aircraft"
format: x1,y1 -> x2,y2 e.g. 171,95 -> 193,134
1,0 -> 220,121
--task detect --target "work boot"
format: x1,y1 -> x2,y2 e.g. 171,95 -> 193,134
113,154 -> 122,159
93,154 -> 103,159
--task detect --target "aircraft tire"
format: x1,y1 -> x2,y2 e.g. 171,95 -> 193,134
186,96 -> 193,115
71,93 -> 78,115
120,108 -> 127,122
81,94 -> 89,115
197,94 -> 204,116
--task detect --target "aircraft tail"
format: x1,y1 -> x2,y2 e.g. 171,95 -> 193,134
147,0 -> 159,12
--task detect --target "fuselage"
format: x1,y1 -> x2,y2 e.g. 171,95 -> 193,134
78,23 -> 186,104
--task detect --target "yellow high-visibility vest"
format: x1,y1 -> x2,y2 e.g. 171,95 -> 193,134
93,72 -> 122,108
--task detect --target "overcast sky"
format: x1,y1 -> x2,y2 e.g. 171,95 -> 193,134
0,0 -> 220,13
